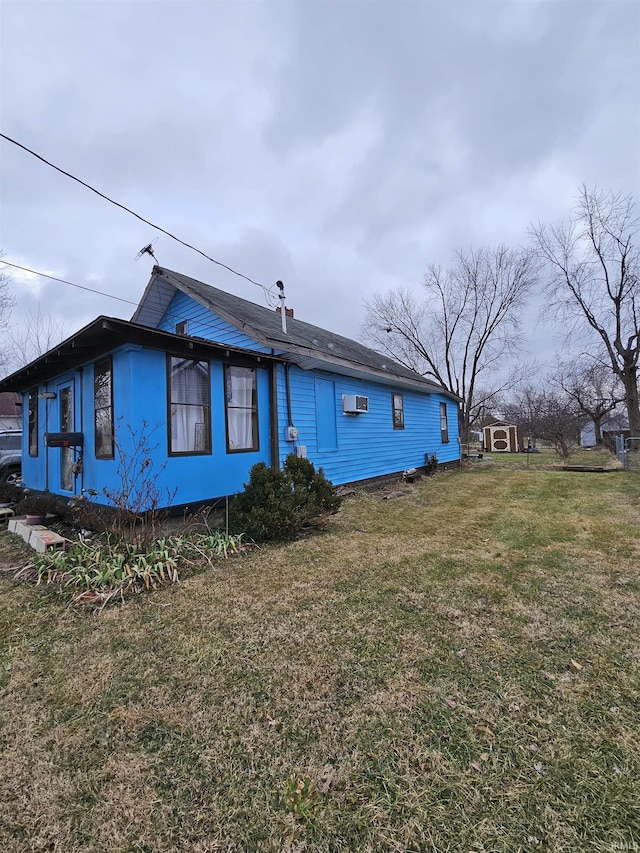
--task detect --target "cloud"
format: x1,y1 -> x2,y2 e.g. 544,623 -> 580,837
1,0 -> 638,381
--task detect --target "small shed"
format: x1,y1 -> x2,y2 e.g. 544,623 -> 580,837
483,421 -> 522,453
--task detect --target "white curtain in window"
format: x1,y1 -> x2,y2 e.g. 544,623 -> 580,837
227,367 -> 255,450
171,359 -> 208,452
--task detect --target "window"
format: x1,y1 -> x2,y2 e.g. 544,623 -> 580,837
225,365 -> 258,452
60,386 -> 74,491
440,402 -> 449,443
28,390 -> 38,457
175,320 -> 188,336
392,393 -> 404,429
168,356 -> 211,455
94,358 -> 114,458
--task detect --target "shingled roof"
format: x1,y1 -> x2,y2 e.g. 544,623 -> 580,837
133,267 -> 457,398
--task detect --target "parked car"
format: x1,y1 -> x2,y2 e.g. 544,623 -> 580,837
0,430 -> 22,485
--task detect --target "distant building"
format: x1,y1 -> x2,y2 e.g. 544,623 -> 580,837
581,414 -> 629,447
0,392 -> 21,431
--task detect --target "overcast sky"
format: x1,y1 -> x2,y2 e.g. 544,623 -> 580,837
1,0 -> 638,375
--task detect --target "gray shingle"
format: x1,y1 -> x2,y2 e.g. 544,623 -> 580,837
156,267 -> 453,396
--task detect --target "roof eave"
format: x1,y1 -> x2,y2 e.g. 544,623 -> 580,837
0,317 -> 279,393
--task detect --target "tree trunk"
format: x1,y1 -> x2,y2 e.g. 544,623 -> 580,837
623,366 -> 640,436
593,417 -> 603,445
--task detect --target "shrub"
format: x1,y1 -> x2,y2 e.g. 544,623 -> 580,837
0,482 -> 23,505
101,420 -> 177,548
283,454 -> 342,519
17,492 -> 66,518
230,455 -> 342,542
229,463 -> 299,542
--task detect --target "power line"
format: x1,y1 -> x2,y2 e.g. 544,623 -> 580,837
0,132 -> 279,306
1,259 -> 277,332
1,260 -> 138,307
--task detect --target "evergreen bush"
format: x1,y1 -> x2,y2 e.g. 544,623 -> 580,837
230,455 -> 342,542
283,454 -> 342,520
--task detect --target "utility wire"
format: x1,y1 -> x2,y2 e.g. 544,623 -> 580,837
1,261 -> 138,307
1,260 -> 232,331
0,132 -> 279,305
1,259 -> 281,334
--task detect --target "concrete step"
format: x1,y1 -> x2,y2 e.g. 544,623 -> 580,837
8,518 -> 68,553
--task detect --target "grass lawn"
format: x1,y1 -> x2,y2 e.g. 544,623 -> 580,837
1,456 -> 638,852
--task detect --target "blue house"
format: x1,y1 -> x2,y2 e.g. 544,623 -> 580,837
0,267 -> 460,509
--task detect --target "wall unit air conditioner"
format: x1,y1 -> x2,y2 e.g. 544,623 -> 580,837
342,394 -> 369,414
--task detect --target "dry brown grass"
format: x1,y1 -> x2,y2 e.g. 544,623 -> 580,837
0,461 -> 639,852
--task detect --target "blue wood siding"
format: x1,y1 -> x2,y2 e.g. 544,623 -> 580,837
19,291 -> 461,503
276,365 -> 459,485
20,345 -> 272,507
157,291 -> 275,354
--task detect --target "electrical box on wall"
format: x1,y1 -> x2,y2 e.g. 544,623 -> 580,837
342,394 -> 369,414
296,445 -> 307,458
285,426 -> 299,441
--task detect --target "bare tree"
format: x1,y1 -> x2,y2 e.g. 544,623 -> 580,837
502,384 -> 581,459
530,185 -> 640,436
552,353 -> 624,445
501,385 -> 546,449
0,259 -> 16,374
4,306 -> 68,374
364,245 -> 538,441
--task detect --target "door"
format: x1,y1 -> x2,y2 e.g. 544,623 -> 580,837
315,379 -> 337,451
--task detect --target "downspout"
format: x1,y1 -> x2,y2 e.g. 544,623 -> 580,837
269,362 -> 280,470
78,367 -> 84,495
285,363 -> 293,428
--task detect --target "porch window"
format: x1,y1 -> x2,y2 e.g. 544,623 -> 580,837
60,386 -> 74,491
392,393 -> 404,429
94,357 -> 114,458
168,356 -> 211,455
28,390 -> 38,457
440,402 -> 449,443
225,365 -> 258,452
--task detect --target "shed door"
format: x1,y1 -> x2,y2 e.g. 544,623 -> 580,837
492,428 -> 509,452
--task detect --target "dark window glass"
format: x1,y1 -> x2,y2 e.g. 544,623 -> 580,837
28,391 -> 38,456
94,358 -> 114,458
392,393 -> 404,429
60,386 -> 73,490
440,402 -> 449,444
225,365 -> 258,452
168,356 -> 211,455
175,320 -> 188,335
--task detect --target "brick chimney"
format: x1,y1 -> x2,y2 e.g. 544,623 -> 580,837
276,307 -> 294,318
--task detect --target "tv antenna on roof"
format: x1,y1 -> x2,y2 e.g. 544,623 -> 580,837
134,237 -> 158,262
